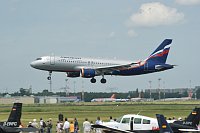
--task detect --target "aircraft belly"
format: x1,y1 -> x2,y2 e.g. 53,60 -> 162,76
134,130 -> 158,133
112,67 -> 147,76
48,64 -> 80,72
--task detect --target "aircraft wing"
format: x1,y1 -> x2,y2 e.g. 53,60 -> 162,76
1,126 -> 39,132
18,127 -> 39,132
94,62 -> 139,74
178,129 -> 200,132
92,124 -> 134,133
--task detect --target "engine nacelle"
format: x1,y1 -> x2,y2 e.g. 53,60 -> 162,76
81,68 -> 96,78
66,72 -> 80,77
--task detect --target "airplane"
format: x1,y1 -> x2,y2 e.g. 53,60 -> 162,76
30,39 -> 174,83
115,98 -> 130,102
158,97 -> 192,102
0,103 -> 39,133
91,94 -> 130,102
130,98 -> 149,102
157,114 -> 200,133
91,94 -> 116,102
92,107 -> 200,133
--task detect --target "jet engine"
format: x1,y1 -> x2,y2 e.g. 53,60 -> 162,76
81,68 -> 96,78
66,72 -> 80,77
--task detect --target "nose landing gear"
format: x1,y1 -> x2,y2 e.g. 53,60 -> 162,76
47,71 -> 52,80
47,71 -> 52,92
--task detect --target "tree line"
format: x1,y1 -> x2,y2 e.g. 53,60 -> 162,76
0,87 -> 200,102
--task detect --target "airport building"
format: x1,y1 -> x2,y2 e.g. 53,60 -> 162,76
0,96 -> 81,104
0,96 -> 35,104
145,87 -> 198,94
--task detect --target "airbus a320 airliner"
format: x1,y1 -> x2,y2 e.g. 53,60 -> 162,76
30,39 -> 174,83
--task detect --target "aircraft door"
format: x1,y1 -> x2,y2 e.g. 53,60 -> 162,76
119,117 -> 131,130
91,61 -> 94,67
144,62 -> 148,71
50,55 -> 55,65
133,118 -> 143,130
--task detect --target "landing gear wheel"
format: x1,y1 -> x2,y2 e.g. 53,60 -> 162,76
100,78 -> 106,84
47,76 -> 51,80
91,78 -> 96,83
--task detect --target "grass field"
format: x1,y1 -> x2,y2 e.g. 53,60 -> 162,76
0,101 -> 199,132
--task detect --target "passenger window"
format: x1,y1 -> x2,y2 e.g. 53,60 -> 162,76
121,118 -> 130,124
143,119 -> 150,124
134,118 -> 142,124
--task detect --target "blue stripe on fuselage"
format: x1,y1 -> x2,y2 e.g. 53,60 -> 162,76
111,63 -> 173,76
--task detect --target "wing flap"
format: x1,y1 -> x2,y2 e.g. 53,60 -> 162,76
96,62 -> 138,70
94,62 -> 140,75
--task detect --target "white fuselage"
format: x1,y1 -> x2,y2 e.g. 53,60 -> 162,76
31,56 -> 133,73
102,114 -> 159,131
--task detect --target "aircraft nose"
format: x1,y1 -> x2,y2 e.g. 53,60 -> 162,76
30,61 -> 37,68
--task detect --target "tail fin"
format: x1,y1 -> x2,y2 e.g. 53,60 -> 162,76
111,94 -> 116,99
7,103 -> 22,127
173,107 -> 200,128
182,107 -> 200,127
156,114 -> 173,133
147,39 -> 172,64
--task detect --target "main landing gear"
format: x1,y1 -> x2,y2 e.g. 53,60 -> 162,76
100,78 -> 106,84
91,78 -> 96,83
101,75 -> 106,84
90,76 -> 106,84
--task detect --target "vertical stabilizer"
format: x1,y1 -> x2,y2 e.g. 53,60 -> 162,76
156,114 -> 173,133
111,94 -> 116,99
7,103 -> 22,127
147,39 -> 172,64
174,107 -> 200,127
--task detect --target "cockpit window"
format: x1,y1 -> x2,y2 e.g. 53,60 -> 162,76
116,116 -> 122,123
36,58 -> 42,60
122,118 -> 130,124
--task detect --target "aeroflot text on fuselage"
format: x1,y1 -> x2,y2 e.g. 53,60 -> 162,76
30,39 -> 174,83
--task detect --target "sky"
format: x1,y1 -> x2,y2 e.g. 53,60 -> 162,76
0,0 -> 200,93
